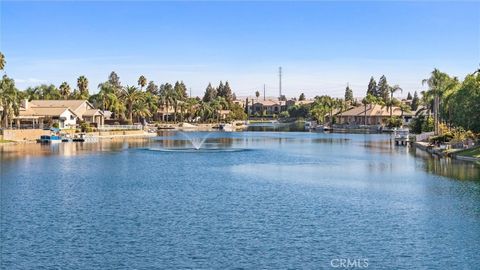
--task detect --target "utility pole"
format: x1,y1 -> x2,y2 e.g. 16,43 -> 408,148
279,67 -> 282,99
263,84 -> 266,101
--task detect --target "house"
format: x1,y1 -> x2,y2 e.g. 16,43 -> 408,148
217,110 -> 231,120
285,99 -> 314,108
13,99 -> 104,129
249,100 -> 283,116
334,104 -> 413,126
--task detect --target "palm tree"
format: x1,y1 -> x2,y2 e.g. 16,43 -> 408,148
0,52 -> 5,71
422,69 -> 456,134
0,75 -> 19,128
77,76 -> 89,99
143,92 -> 158,122
388,85 -> 402,118
97,82 -> 125,119
132,98 -> 151,124
361,94 -> 376,125
59,82 -> 71,99
211,96 -> 228,122
121,86 -> 144,122
138,75 -> 147,91
159,83 -> 175,122
196,102 -> 214,122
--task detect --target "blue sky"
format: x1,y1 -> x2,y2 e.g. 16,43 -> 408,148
1,1 -> 479,98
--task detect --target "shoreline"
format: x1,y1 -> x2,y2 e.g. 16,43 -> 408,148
412,141 -> 480,163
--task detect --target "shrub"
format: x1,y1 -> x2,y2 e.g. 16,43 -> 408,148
386,116 -> 402,128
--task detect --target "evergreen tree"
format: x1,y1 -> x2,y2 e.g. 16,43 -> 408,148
366,77 -> 377,97
377,75 -> 389,101
146,81 -> 159,95
174,81 -> 188,99
411,91 -> 419,111
407,92 -> 412,100
344,86 -> 353,102
202,83 -> 217,102
299,93 -> 306,101
108,71 -> 121,89
222,81 -> 233,103
217,81 -> 225,97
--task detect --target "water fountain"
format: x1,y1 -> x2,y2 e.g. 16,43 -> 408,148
145,131 -> 248,153
179,131 -> 211,150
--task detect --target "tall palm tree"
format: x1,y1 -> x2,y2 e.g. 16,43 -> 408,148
138,75 -> 147,91
422,69 -> 456,134
121,86 -> 144,122
388,85 -> 402,118
59,82 -> 71,100
361,94 -> 376,125
0,75 -> 19,128
77,75 -> 89,99
143,92 -> 158,122
0,52 -> 5,71
159,83 -> 176,122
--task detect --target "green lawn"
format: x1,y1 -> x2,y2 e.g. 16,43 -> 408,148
457,146 -> 480,158
0,139 -> 13,143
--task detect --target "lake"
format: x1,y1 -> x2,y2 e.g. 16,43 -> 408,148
1,131 -> 479,269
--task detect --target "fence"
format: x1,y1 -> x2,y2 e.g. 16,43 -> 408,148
97,125 -> 144,131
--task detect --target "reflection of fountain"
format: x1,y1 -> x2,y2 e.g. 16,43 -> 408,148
179,132 -> 211,150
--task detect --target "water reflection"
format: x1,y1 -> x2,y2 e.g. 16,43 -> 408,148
411,147 -> 480,181
1,132 -> 479,182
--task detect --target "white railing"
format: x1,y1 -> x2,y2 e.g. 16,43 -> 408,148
97,124 -> 143,131
415,131 -> 434,142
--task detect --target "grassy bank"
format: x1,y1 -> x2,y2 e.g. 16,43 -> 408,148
457,146 -> 480,158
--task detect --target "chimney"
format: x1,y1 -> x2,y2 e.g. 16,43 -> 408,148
21,99 -> 29,110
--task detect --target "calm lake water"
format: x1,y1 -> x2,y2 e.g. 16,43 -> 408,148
1,132 -> 479,269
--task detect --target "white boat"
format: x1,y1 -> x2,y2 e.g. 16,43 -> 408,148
304,121 -> 314,130
219,123 -> 233,131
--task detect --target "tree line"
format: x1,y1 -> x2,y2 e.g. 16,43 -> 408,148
0,53 -> 246,128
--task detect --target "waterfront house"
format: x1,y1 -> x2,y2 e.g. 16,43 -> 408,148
249,100 -> 283,116
13,99 -> 104,129
334,104 -> 413,126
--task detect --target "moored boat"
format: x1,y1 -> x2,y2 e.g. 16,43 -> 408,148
37,135 -> 62,144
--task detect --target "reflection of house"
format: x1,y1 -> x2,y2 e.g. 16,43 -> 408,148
334,104 -> 413,125
14,99 -> 104,129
